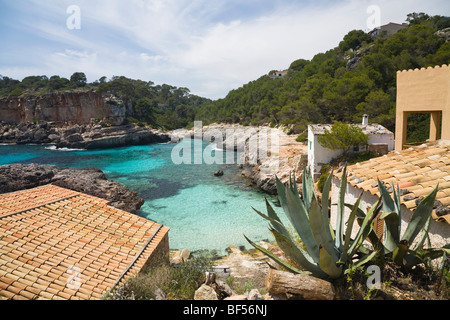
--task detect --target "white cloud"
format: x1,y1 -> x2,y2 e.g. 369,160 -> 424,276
1,0 -> 448,99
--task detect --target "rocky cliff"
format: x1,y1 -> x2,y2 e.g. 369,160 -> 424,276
0,91 -> 128,126
0,164 -> 145,213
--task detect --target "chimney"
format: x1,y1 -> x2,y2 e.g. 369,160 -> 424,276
362,114 -> 369,126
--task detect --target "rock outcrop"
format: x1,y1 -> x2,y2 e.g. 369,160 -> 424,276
0,164 -> 145,213
0,121 -> 171,149
0,91 -> 128,126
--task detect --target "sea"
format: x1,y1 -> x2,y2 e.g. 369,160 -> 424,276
0,140 -> 288,255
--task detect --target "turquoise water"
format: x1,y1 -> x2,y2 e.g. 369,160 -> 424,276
0,141 -> 287,254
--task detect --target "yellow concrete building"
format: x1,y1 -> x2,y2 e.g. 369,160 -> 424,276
395,64 -> 450,151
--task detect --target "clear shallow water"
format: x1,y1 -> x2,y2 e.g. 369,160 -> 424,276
0,141 -> 287,254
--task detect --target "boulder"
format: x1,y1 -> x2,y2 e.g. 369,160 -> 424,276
0,164 -> 145,213
246,289 -> 264,300
180,248 -> 191,262
194,284 -> 219,300
170,248 -> 191,265
48,133 -> 60,142
33,128 -> 48,141
214,170 -> 224,177
65,133 -> 83,143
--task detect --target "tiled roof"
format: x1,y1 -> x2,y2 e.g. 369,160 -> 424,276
0,185 -> 169,300
309,123 -> 393,136
334,140 -> 450,224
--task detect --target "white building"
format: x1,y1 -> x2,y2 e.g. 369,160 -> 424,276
307,117 -> 394,179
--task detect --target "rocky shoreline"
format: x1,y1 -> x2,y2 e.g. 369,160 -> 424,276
0,120 -> 306,196
0,163 -> 145,214
172,123 -> 307,194
0,121 -> 170,149
0,121 -> 171,149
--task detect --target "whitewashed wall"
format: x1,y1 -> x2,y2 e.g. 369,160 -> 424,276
367,133 -> 395,151
307,126 -> 342,178
308,126 -> 395,180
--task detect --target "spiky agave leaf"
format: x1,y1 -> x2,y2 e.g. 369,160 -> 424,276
319,246 -> 342,279
264,198 -> 282,224
345,202 -> 382,250
302,167 -> 315,213
276,176 -> 320,262
309,196 -> 339,263
353,250 -> 380,269
335,166 -> 347,251
243,235 -> 306,275
392,240 -> 409,266
251,206 -> 291,240
412,214 -> 432,252
320,169 -> 335,240
289,172 -> 302,203
347,199 -> 381,258
340,192 -> 363,263
378,179 -> 401,252
269,227 -> 327,278
379,210 -> 400,253
402,185 -> 438,245
411,245 -> 450,263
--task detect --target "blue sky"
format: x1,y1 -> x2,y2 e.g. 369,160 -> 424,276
0,0 -> 448,99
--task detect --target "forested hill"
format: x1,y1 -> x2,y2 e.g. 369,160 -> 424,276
0,74 -> 212,130
1,13 -> 449,138
194,13 -> 450,141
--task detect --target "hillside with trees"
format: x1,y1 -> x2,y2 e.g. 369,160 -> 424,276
194,13 -> 450,142
0,73 -> 211,130
1,13 -> 449,140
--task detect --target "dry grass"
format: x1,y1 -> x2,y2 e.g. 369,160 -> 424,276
333,260 -> 450,300
104,250 -> 215,300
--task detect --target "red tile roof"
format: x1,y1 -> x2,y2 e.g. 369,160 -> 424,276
335,141 -> 450,224
0,185 -> 169,300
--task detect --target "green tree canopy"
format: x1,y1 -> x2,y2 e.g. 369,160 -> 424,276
70,72 -> 87,88
48,75 -> 70,90
318,122 -> 369,156
339,30 -> 372,52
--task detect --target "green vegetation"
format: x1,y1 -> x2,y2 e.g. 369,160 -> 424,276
104,251 -> 214,300
246,167 -> 450,286
374,180 -> 450,268
1,13 -> 449,136
0,73 -> 211,130
317,122 -> 369,156
193,13 -> 450,142
245,167 -> 379,280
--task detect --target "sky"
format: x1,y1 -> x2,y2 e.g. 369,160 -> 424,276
0,0 -> 448,100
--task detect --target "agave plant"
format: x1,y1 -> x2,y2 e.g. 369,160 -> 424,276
244,167 -> 379,280
372,180 -> 450,268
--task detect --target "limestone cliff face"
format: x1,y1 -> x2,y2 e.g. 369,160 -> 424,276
0,91 -> 127,126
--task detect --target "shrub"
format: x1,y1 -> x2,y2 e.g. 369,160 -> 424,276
245,167 -> 379,280
104,250 -> 214,300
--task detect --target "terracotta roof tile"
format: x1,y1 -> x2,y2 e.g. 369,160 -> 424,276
0,185 -> 169,300
336,140 -> 450,224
